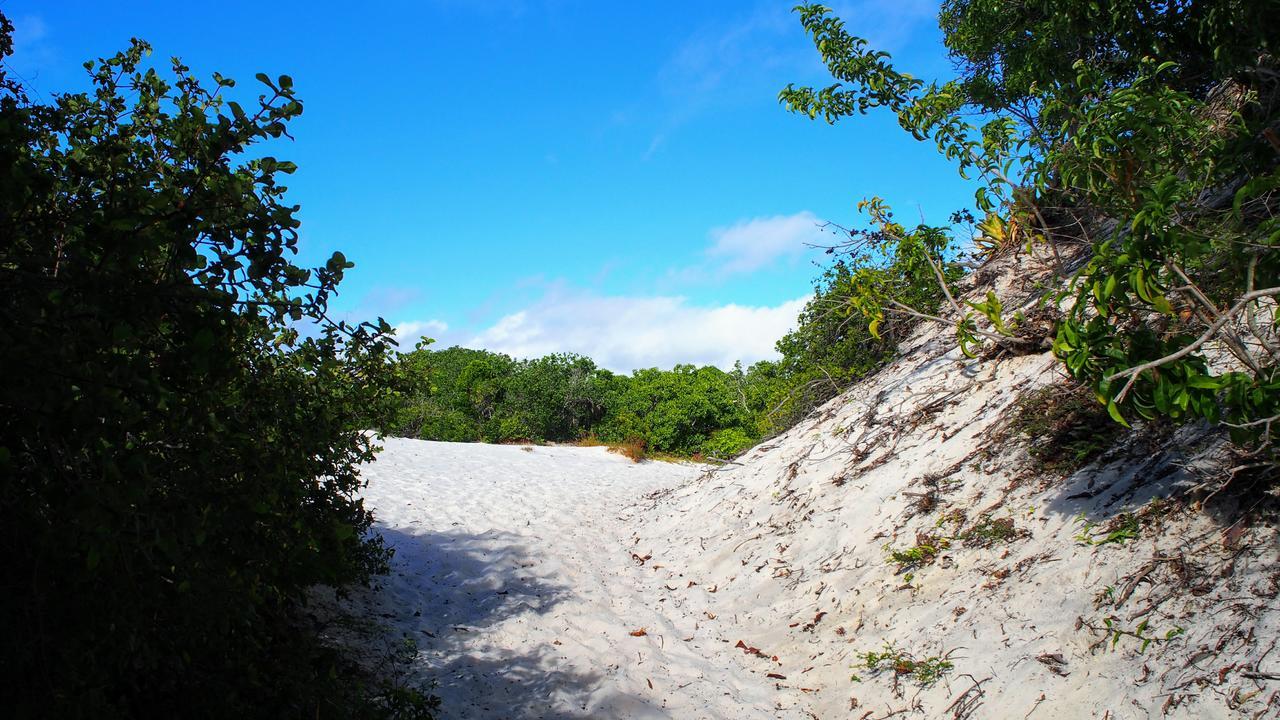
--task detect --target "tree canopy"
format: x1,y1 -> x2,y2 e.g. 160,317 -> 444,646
0,18 -> 429,718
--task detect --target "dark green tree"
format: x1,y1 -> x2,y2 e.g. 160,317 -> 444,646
598,365 -> 752,455
0,20 -> 427,718
501,353 -> 613,441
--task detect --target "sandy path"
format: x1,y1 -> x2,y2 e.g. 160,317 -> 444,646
354,438 -> 802,719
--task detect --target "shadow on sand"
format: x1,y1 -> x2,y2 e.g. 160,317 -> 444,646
356,525 -> 643,719
1038,422 -> 1277,529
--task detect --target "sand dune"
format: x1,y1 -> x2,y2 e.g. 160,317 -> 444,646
343,253 -> 1278,720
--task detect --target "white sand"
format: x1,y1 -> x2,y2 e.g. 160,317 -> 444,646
352,439 -> 808,719
351,254 -> 1278,718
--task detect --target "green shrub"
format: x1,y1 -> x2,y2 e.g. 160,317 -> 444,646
703,427 -> 756,458
0,24 -> 432,718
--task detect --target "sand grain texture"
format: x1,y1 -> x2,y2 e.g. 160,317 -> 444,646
352,439 -> 800,719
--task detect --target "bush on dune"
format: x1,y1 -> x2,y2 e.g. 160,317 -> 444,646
781,0 -> 1280,455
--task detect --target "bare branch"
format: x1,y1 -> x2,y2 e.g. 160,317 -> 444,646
1107,286 -> 1280,401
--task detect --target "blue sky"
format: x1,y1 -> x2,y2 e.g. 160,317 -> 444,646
4,0 -> 974,371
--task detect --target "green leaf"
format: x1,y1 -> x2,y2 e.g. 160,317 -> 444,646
1106,398 -> 1131,427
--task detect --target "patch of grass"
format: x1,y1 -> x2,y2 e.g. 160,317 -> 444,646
1074,512 -> 1140,546
958,515 -> 1026,547
886,533 -> 951,570
578,434 -> 650,462
852,643 -> 954,685
1008,383 -> 1127,475
576,434 -> 690,464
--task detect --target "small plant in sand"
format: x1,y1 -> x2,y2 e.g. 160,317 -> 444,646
885,533 -> 951,571
610,436 -> 649,463
1074,512 -> 1141,546
1008,383 -> 1127,476
852,643 -> 954,685
1100,618 -> 1186,654
958,515 -> 1027,548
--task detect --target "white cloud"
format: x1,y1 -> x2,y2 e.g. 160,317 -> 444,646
15,15 -> 48,45
394,319 -> 449,349
639,2 -> 938,159
828,0 -> 938,52
705,211 -> 826,276
459,291 -> 809,373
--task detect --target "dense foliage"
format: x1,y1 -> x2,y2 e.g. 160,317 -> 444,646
781,1 -> 1280,450
0,20 -> 429,719
389,345 -> 762,456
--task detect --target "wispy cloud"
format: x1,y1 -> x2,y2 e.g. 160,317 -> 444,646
6,14 -> 57,89
827,0 -> 939,52
662,210 -> 829,286
394,319 -> 450,348
361,286 -> 421,314
449,290 -> 808,373
705,211 -> 826,275
638,1 -> 941,158
643,4 -> 801,158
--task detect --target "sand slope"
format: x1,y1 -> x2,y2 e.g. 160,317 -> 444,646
351,254 -> 1278,718
621,256 -> 1280,719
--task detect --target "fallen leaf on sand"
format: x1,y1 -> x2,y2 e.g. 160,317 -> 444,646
629,628 -> 648,637
767,673 -> 787,680
802,610 -> 828,632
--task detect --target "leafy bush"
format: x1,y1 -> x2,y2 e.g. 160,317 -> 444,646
598,364 -> 750,454
766,212 -> 963,415
502,353 -> 613,441
0,22 -> 430,718
781,1 -> 1280,454
703,428 -> 757,458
